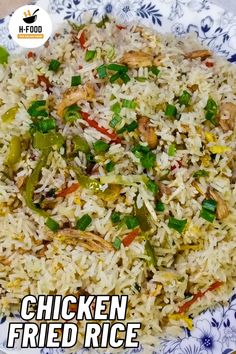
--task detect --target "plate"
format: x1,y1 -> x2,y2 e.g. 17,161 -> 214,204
0,1 -> 236,353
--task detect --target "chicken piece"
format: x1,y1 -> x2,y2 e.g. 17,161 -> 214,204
0,256 -> 11,266
120,50 -> 153,68
184,49 -> 212,60
208,187 -> 229,220
57,83 -> 95,118
48,228 -> 113,252
35,241 -> 51,258
138,116 -> 158,149
187,84 -> 199,93
159,182 -> 172,196
219,102 -> 236,132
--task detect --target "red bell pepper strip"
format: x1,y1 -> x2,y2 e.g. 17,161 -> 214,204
80,112 -> 121,143
79,31 -> 86,49
116,25 -> 126,30
178,281 -> 223,314
37,75 -> 53,93
122,228 -> 140,247
57,183 -> 80,198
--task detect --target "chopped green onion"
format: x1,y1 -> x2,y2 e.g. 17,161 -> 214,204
148,66 -> 160,76
117,125 -> 127,134
124,215 -> 139,230
155,201 -> 165,212
35,118 -> 56,133
168,217 -> 187,234
109,114 -> 122,128
193,170 -> 209,178
86,153 -> 95,163
111,102 -> 121,114
111,211 -> 121,224
107,63 -> 128,72
97,64 -> 107,79
0,46 -> 9,64
126,121 -> 138,132
72,136 -> 90,154
168,144 -> 176,157
179,90 -> 191,106
85,50 -> 97,62
71,75 -> 82,86
49,59 -> 61,72
113,236 -> 121,250
165,104 -> 177,118
96,15 -> 110,28
45,217 -> 59,232
100,174 -> 148,186
205,98 -> 218,126
76,214 -> 92,231
110,72 -> 121,84
145,240 -> 157,268
93,140 -> 109,154
68,21 -> 85,32
64,104 -> 81,122
105,161 -> 115,172
120,72 -> 130,84
132,144 -> 150,159
140,151 -> 155,169
122,99 -> 137,109
146,179 -> 158,194
27,101 -> 48,118
202,199 -> 217,213
200,208 -> 215,222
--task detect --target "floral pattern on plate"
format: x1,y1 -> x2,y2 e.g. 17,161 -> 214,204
0,0 -> 236,353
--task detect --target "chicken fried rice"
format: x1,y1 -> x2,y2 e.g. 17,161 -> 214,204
0,18 -> 236,351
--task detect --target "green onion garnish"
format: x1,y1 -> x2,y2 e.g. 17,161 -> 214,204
72,136 -> 90,154
179,90 -> 191,106
93,140 -> 109,154
120,72 -> 130,84
45,217 -> 59,232
0,46 -> 9,64
36,118 -> 56,133
27,100 -> 48,118
148,66 -> 160,76
168,144 -> 176,157
109,114 -> 122,128
134,77 -> 147,82
146,179 -> 158,194
155,201 -> 165,212
200,208 -> 215,222
110,72 -> 120,84
105,161 -> 115,172
126,121 -> 138,132
97,64 -> 107,79
86,153 -> 95,163
111,102 -> 121,114
168,217 -> 187,234
71,75 -> 82,86
49,59 -> 61,72
64,104 -> 81,122
165,104 -> 177,118
113,236 -> 121,250
132,144 -> 150,159
204,98 -> 218,126
202,199 -> 217,213
124,215 -> 139,230
85,50 -> 97,62
107,63 -> 128,73
193,170 -> 209,178
117,125 -> 127,134
76,214 -> 92,231
145,240 -> 157,268
122,99 -> 137,109
111,211 -> 121,224
140,151 -> 156,169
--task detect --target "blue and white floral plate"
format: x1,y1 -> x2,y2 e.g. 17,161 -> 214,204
0,0 -> 236,353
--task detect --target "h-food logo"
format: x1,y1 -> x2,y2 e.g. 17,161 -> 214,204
9,5 -> 52,48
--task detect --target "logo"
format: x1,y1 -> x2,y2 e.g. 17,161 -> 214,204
9,5 -> 52,48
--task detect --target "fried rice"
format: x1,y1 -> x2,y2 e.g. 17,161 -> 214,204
0,19 -> 236,352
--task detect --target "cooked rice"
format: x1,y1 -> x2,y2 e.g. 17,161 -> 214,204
0,19 -> 236,352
